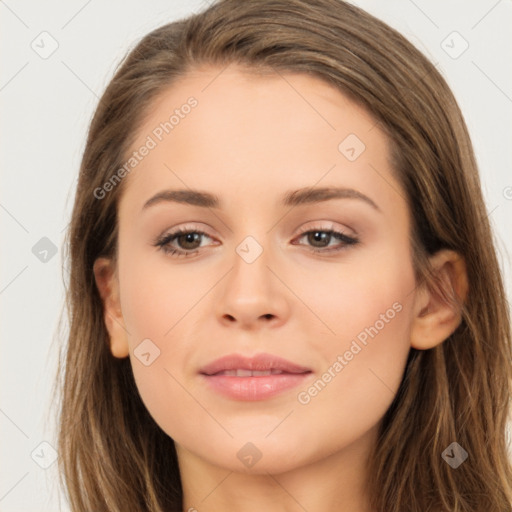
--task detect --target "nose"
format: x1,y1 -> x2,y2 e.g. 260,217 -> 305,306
215,241 -> 289,330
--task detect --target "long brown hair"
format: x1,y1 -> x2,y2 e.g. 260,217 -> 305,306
56,0 -> 512,510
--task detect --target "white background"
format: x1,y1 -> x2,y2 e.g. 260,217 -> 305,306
1,0 -> 511,510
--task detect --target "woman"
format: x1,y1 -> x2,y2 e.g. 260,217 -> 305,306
57,0 -> 512,510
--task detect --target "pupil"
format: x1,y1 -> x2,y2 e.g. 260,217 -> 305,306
181,233 -> 199,248
310,231 -> 329,247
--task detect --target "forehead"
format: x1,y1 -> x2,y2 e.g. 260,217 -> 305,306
119,64 -> 400,214
135,64 -> 383,142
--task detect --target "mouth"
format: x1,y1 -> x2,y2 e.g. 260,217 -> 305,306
209,369 -> 292,376
199,352 -> 311,375
199,353 -> 313,401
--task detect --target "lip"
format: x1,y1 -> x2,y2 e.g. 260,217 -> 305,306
199,353 -> 312,375
199,352 -> 313,401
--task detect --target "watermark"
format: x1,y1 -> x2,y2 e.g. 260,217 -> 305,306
32,236 -> 58,263
31,441 -> 58,469
503,186 -> 512,200
440,31 -> 469,60
236,235 -> 263,264
30,31 -> 59,59
134,338 -> 161,366
441,442 -> 468,468
338,133 -> 366,161
297,301 -> 403,405
237,442 -> 262,468
93,96 -> 198,200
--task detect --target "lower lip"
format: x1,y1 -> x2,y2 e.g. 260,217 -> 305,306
200,372 -> 312,401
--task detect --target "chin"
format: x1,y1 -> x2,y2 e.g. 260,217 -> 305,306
189,431 -> 317,475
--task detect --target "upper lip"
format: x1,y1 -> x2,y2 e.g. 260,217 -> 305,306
199,353 -> 312,376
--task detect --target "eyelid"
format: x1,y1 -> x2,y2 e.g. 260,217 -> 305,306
153,220 -> 359,257
155,220 -> 355,243
155,222 -> 213,238
152,223 -> 214,247
294,221 -> 355,237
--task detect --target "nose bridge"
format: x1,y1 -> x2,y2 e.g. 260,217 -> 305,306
216,229 -> 288,326
230,231 -> 272,302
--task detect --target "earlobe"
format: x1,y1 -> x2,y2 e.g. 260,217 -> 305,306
93,257 -> 130,358
410,249 -> 468,350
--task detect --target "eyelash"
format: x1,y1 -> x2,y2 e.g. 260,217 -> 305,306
153,224 -> 359,258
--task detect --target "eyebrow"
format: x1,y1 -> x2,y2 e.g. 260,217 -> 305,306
141,186 -> 381,212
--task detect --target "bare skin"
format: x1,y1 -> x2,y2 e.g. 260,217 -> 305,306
94,64 -> 468,512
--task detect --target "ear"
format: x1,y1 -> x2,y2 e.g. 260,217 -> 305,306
93,257 -> 130,358
410,249 -> 468,350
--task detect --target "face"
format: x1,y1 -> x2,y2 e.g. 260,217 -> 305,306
111,65 -> 417,474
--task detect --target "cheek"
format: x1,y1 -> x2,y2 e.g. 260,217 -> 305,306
294,246 -> 415,411
289,271 -> 414,462
118,242 -> 210,344
117,247 -> 223,436
296,240 -> 415,356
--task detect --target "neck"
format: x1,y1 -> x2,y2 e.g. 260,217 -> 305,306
177,425 -> 378,512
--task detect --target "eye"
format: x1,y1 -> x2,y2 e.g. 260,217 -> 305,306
153,223 -> 359,258
292,225 -> 359,254
153,227 -> 215,257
